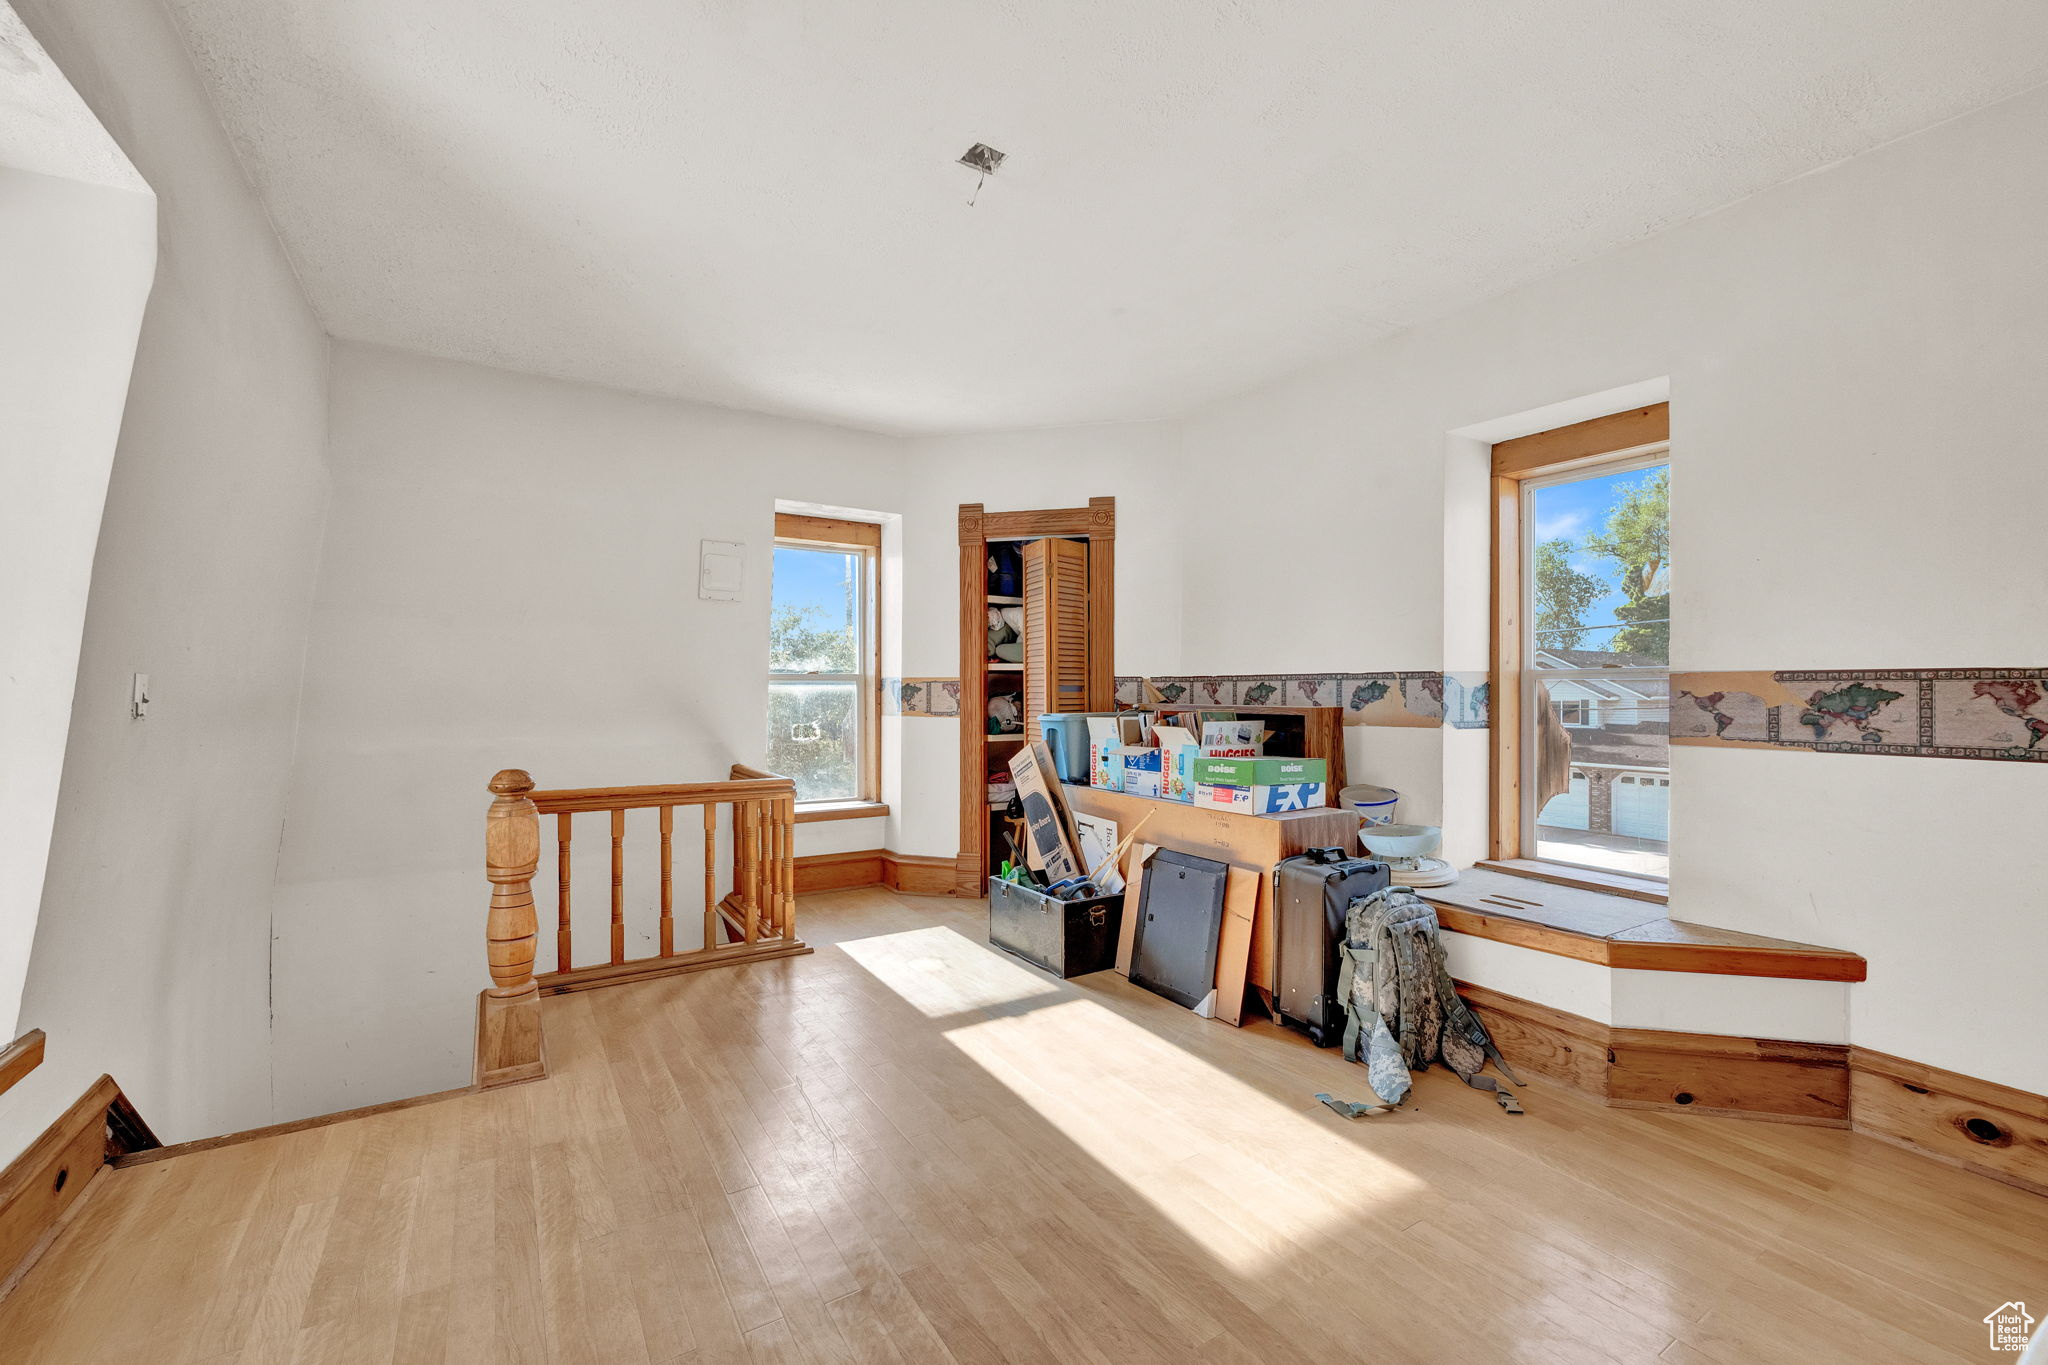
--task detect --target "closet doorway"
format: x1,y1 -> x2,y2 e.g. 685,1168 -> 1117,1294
955,499 -> 1116,893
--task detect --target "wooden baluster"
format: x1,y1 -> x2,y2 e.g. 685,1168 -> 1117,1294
743,800 -> 760,943
767,795 -> 784,937
555,812 -> 573,972
610,807 -> 626,964
753,799 -> 765,932
766,796 -> 781,937
782,794 -> 796,939
778,795 -> 793,936
477,769 -> 545,1088
702,803 -> 718,950
761,794 -> 774,945
659,805 -> 674,957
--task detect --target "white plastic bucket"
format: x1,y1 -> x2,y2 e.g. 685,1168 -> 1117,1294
1339,784 -> 1400,827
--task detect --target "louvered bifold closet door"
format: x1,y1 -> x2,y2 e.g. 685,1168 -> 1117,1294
1022,537 -> 1090,741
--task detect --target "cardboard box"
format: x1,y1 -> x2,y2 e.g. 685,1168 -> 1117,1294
1008,740 -> 1085,880
1086,715 -> 1122,788
1152,725 -> 1199,802
1200,719 -> 1264,754
1070,812 -> 1126,893
1192,781 -> 1327,814
1108,745 -> 1162,798
1123,765 -> 1165,799
1188,755 -> 1327,788
1088,713 -> 1151,788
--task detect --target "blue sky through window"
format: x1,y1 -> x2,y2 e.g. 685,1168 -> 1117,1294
772,546 -> 856,628
1530,463 -> 1668,653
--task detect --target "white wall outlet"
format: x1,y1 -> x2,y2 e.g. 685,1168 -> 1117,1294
131,672 -> 150,720
699,539 -> 745,602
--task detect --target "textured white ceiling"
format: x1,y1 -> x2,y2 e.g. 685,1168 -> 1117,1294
0,3 -> 145,189
160,1 -> 2048,434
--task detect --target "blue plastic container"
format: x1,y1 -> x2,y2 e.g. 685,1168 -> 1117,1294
1038,713 -> 1115,784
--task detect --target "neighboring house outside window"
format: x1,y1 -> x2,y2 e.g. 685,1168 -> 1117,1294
1493,406 -> 1671,882
1523,462 -> 1671,877
768,513 -> 880,805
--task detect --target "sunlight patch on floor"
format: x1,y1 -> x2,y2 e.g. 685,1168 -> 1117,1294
838,924 -> 1428,1272
836,924 -> 1063,1017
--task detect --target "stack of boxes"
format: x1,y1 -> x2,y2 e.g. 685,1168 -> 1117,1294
1049,710 -> 1328,811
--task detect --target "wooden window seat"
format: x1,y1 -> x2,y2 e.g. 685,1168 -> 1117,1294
1422,867 -> 1865,982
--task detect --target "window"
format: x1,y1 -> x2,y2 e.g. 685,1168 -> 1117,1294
768,514 -> 879,805
1492,404 -> 1670,881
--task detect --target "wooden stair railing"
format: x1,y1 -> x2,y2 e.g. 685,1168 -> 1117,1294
474,766 -> 810,1089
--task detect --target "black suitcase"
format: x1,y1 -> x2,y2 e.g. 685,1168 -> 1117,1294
1274,847 -> 1389,1046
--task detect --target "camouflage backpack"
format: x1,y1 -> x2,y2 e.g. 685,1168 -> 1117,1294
1331,884 -> 1523,1114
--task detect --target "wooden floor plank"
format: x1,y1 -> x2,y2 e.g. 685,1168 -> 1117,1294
2,888 -> 2043,1364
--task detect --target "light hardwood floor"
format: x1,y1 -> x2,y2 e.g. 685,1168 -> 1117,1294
4,888 -> 2043,1363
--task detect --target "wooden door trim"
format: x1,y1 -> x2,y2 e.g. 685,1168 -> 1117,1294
957,499 -> 1115,894
957,504 -> 989,895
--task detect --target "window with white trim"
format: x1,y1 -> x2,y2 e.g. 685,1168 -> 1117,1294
768,514 -> 879,805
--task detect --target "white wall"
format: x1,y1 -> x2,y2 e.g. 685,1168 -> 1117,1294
892,422 -> 1184,854
0,168 -> 153,1039
268,344 -> 908,1118
1166,84 -> 2048,1092
1,0 -> 331,1158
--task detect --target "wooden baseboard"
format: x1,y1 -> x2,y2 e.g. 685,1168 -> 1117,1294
1455,980 -> 1850,1125
0,1076 -> 159,1297
1849,1047 -> 2048,1197
794,849 -> 884,893
792,849 -> 977,898
886,852 -> 964,897
116,1087 -> 474,1168
1608,1029 -> 1848,1125
1455,981 -> 1610,1097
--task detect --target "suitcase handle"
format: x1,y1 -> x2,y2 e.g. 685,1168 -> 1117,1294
1304,846 -> 1348,865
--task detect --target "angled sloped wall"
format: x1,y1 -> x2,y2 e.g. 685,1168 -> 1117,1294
0,0 -> 331,1159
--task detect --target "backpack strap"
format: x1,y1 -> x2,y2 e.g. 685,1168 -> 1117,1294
1315,1092 -> 1396,1120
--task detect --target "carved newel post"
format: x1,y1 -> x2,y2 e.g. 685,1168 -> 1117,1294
485,769 -> 540,995
475,769 -> 547,1087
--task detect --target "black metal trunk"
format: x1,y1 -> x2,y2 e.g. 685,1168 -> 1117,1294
988,878 -> 1123,978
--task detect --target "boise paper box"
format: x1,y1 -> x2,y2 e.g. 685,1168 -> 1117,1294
1008,740 -> 1084,880
1192,781 -> 1327,813
1188,755 -> 1327,788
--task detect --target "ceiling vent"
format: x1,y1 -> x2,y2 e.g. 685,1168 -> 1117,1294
957,143 -> 1005,175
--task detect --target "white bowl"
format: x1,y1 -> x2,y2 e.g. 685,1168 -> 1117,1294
1358,823 -> 1442,860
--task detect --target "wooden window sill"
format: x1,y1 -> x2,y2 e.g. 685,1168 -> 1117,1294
1477,857 -> 1667,905
1422,868 -> 1864,982
793,801 -> 890,824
